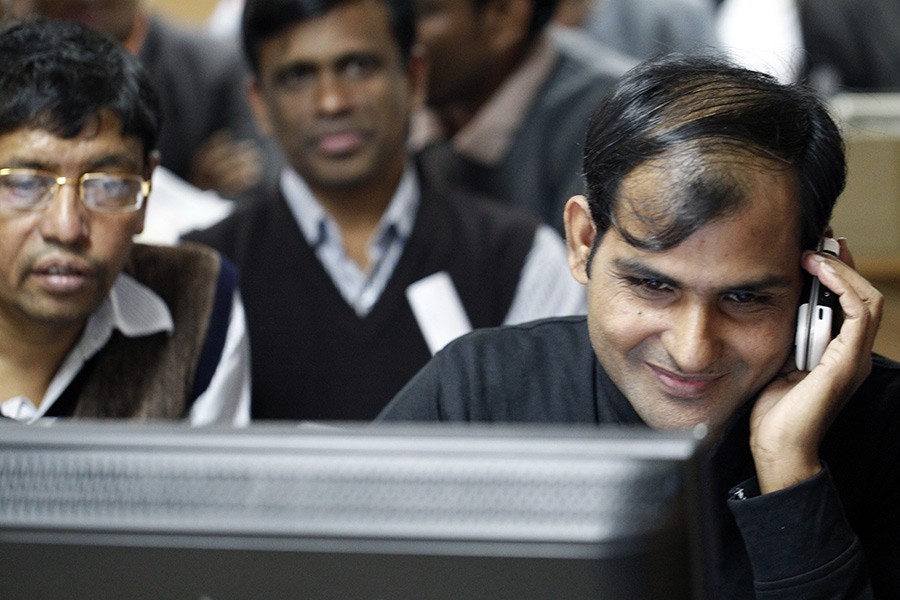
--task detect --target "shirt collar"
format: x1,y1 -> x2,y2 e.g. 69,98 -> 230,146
1,272 -> 173,421
47,272 -> 173,399
280,164 -> 420,250
105,271 -> 174,336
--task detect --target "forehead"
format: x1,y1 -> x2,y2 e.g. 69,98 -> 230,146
613,147 -> 803,248
600,153 -> 804,288
257,0 -> 401,69
0,113 -> 143,170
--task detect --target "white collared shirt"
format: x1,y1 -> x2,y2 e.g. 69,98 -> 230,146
282,165 -> 418,317
0,273 -> 251,425
280,164 -> 586,329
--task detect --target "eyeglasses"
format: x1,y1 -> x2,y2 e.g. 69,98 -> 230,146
0,168 -> 151,213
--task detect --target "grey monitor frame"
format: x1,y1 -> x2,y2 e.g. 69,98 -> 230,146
0,421 -> 716,599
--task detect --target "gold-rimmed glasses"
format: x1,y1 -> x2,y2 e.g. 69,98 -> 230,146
0,168 -> 151,213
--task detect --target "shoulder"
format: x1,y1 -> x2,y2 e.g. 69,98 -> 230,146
824,354 -> 900,473
439,316 -> 591,372
126,242 -> 236,305
523,30 -> 632,154
547,26 -> 637,94
128,241 -> 221,281
851,354 -> 900,416
382,316 -> 596,422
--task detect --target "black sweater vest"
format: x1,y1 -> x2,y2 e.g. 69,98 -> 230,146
188,170 -> 539,420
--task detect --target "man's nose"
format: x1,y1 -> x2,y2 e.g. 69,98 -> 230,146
315,72 -> 352,115
37,182 -> 89,245
661,301 -> 722,373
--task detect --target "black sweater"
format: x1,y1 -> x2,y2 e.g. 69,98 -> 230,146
379,316 -> 900,598
187,166 -> 540,420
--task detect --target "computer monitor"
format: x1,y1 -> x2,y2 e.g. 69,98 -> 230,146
0,421 -> 717,599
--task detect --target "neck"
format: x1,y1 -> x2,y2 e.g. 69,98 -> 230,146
436,103 -> 484,138
311,166 -> 405,271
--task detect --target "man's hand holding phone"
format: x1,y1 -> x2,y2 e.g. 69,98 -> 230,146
795,238 -> 842,370
750,238 -> 884,494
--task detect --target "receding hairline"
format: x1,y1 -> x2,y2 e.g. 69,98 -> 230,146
607,144 -> 802,252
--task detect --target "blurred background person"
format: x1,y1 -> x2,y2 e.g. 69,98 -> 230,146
409,0 -> 633,231
558,0 -> 719,60
187,0 -> 586,421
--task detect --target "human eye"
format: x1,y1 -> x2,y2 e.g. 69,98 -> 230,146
82,175 -> 141,211
0,171 -> 51,210
273,64 -> 316,91
341,54 -> 381,80
722,290 -> 774,310
623,275 -> 675,298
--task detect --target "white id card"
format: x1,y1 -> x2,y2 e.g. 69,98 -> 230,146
406,271 -> 473,355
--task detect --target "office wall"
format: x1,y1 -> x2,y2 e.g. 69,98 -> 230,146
152,0 -> 219,25
829,94 -> 900,359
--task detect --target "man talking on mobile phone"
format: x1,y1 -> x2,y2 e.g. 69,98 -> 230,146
379,55 -> 899,598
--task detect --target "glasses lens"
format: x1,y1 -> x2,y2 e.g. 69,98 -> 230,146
0,171 -> 54,210
82,176 -> 143,212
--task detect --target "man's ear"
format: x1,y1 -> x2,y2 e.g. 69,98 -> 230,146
143,149 -> 160,181
482,0 -> 532,56
247,78 -> 274,137
135,150 -> 161,235
564,195 -> 596,285
407,43 -> 429,110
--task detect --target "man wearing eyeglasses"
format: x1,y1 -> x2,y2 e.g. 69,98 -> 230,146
0,19 -> 250,425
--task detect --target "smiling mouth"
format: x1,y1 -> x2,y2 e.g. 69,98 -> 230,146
649,365 -> 724,398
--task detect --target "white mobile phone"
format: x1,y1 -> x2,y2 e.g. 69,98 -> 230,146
794,237 -> 841,371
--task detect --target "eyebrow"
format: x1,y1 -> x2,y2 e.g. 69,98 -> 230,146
272,51 -> 384,82
3,153 -> 141,173
611,257 -> 795,293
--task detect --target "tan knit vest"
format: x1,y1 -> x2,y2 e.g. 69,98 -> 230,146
72,242 -> 223,419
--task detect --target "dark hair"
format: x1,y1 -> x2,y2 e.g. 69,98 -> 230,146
582,54 -> 846,254
0,19 -> 161,162
242,0 -> 416,75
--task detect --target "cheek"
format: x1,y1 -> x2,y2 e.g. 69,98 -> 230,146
375,82 -> 409,117
270,96 -> 313,132
92,218 -> 139,259
586,291 -> 658,356
735,317 -> 795,371
0,219 -> 37,279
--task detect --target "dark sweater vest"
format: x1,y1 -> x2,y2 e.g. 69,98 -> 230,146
187,167 -> 540,420
47,242 -> 234,419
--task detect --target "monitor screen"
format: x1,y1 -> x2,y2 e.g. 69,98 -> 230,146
0,421 -> 717,599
